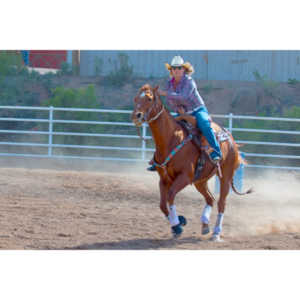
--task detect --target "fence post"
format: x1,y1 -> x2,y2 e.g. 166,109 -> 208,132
142,123 -> 147,161
229,112 -> 233,132
48,106 -> 54,157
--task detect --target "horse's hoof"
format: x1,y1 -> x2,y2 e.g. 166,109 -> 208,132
202,226 -> 210,235
178,215 -> 187,227
209,234 -> 223,242
171,224 -> 183,238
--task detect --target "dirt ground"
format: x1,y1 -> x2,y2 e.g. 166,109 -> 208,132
0,160 -> 300,250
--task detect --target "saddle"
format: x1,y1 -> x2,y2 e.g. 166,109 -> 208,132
175,113 -> 229,149
175,112 -> 230,181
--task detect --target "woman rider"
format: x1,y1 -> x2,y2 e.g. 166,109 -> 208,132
148,55 -> 222,171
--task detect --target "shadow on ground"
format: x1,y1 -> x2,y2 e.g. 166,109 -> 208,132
62,236 -> 204,250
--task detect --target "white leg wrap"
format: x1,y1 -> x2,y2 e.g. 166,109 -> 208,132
213,213 -> 224,235
201,204 -> 212,224
168,205 -> 180,226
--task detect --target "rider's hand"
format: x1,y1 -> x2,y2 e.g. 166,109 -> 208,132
177,107 -> 185,115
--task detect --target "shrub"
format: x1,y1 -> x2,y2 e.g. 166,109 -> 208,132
0,52 -> 41,131
200,82 -> 214,94
0,51 -> 23,76
105,53 -> 133,87
94,57 -> 104,76
287,78 -> 300,86
253,70 -> 279,97
57,62 -> 73,76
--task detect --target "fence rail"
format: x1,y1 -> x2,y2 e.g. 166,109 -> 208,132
0,106 -> 300,170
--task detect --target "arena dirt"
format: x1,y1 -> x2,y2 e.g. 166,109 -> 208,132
0,161 -> 299,250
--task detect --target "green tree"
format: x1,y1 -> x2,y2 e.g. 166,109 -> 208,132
0,51 -> 23,77
42,85 -> 101,145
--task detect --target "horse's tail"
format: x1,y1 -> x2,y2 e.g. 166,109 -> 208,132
235,148 -> 248,170
231,148 -> 253,195
231,179 -> 253,195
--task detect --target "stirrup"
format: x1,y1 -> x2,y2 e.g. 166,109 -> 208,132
212,156 -> 223,178
209,155 -> 222,178
147,165 -> 156,171
212,156 -> 221,163
209,152 -> 222,165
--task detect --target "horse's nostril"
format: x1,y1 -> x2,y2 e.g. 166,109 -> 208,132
136,112 -> 142,119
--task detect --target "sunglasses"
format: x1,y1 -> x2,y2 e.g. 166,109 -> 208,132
171,66 -> 183,70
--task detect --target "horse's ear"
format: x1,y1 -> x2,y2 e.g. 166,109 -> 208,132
153,85 -> 159,100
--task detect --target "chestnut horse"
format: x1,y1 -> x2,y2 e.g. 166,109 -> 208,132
131,84 -> 252,241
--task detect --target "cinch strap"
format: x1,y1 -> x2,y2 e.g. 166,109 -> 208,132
153,134 -> 193,168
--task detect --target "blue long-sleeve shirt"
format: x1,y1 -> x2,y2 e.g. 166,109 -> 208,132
166,74 -> 205,113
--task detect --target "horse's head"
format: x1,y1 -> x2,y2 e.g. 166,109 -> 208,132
131,84 -> 162,126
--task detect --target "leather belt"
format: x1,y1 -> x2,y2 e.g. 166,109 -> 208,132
186,106 -> 203,114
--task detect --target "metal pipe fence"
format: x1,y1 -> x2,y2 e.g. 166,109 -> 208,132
0,106 -> 300,170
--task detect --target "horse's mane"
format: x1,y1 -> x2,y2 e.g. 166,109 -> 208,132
139,84 -> 152,93
138,84 -> 158,101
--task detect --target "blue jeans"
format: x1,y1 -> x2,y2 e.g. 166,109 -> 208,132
192,106 -> 222,159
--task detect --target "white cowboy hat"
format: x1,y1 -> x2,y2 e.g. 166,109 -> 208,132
165,55 -> 194,75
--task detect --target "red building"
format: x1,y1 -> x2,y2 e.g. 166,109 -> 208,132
29,50 -> 68,69
19,50 -> 80,69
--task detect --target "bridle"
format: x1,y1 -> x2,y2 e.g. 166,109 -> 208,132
146,105 -> 164,123
135,92 -> 164,125
134,91 -> 164,141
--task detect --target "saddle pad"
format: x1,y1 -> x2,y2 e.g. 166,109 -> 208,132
216,130 -> 230,142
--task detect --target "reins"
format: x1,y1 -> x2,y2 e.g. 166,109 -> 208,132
135,98 -> 193,169
142,95 -> 164,124
135,101 -> 164,141
147,106 -> 164,123
135,126 -> 146,141
134,99 -> 193,170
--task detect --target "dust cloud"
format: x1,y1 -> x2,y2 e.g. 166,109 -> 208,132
223,169 -> 300,236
